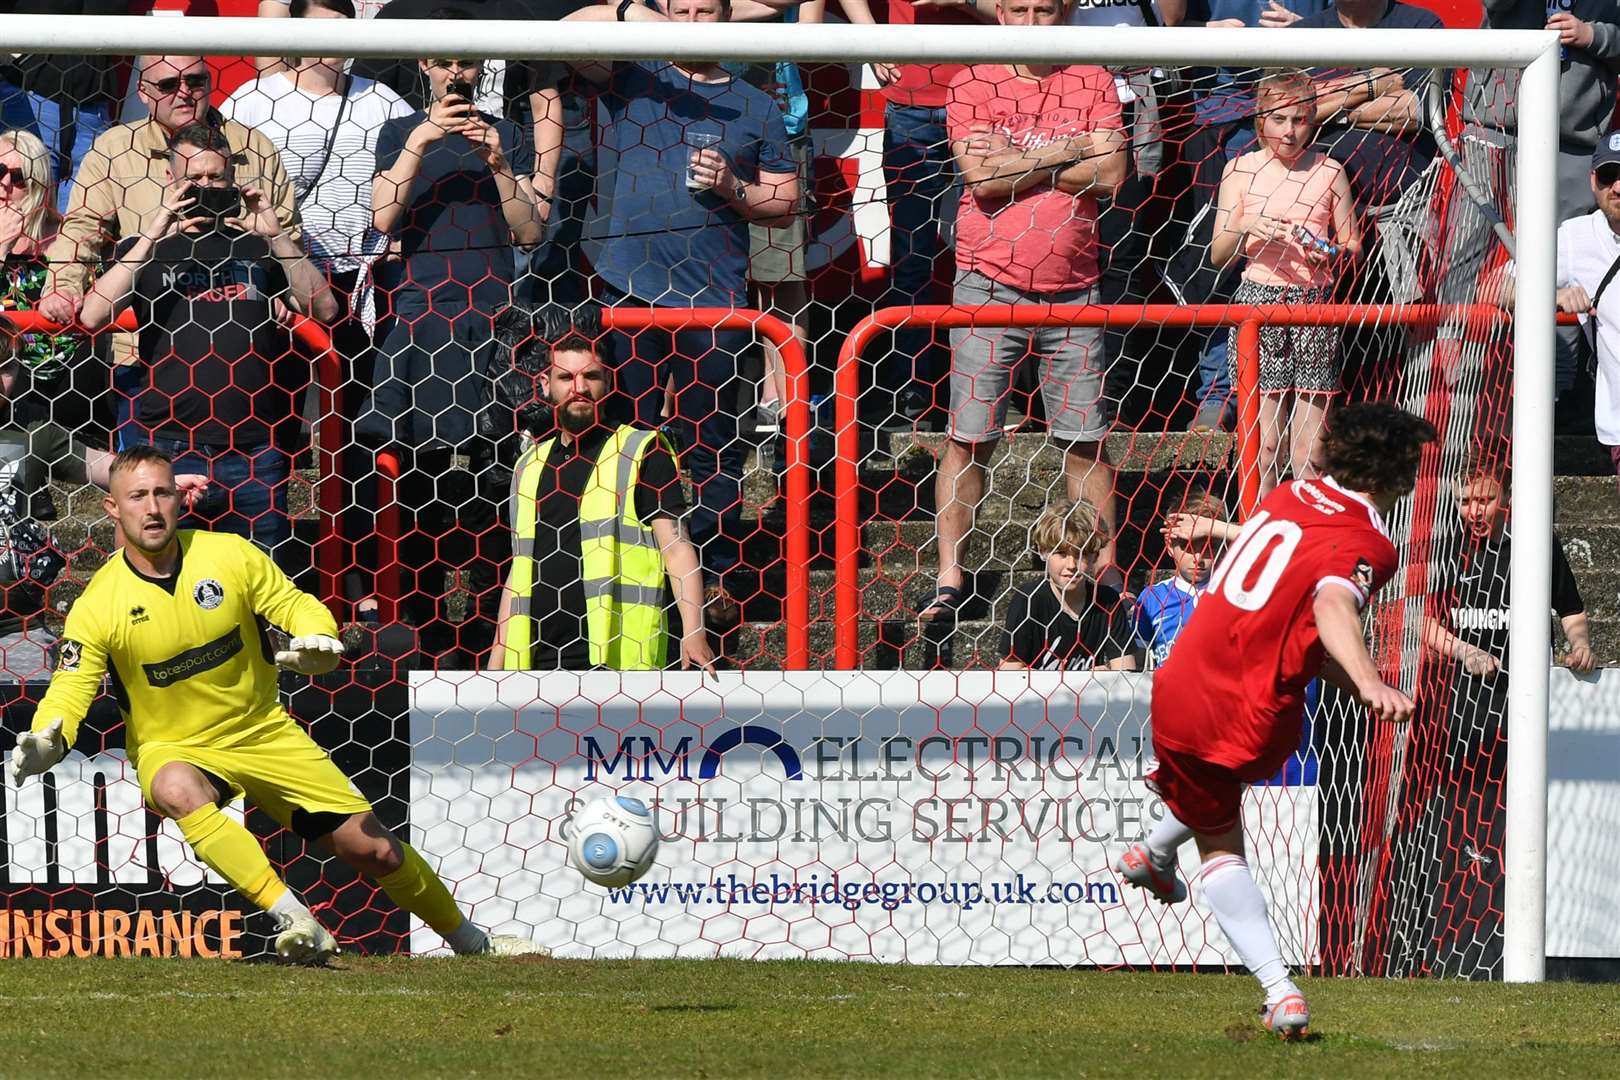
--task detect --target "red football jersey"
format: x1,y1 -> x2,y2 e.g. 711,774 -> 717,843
1152,476 -> 1399,779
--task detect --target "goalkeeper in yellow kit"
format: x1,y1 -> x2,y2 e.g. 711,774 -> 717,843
8,447 -> 539,963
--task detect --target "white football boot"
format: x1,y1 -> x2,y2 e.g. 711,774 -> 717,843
1261,992 -> 1311,1040
274,911 -> 339,965
481,934 -> 548,958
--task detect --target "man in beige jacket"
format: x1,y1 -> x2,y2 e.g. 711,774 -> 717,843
39,55 -> 300,371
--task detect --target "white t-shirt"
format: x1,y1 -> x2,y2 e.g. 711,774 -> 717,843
1557,208 -> 1620,445
222,72 -> 413,271
1067,0 -> 1162,26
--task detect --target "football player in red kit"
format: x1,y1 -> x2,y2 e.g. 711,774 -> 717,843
1115,402 -> 1437,1038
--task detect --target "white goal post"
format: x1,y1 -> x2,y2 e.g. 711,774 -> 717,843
0,15 -> 1562,981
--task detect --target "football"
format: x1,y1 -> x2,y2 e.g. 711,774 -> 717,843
567,795 -> 661,888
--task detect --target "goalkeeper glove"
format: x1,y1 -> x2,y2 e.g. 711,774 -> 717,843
274,635 -> 345,676
1,519 -> 66,587
9,718 -> 67,785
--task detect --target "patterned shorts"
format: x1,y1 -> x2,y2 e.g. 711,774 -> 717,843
1227,280 -> 1342,395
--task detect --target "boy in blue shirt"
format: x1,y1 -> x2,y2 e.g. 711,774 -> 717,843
1134,490 -> 1227,666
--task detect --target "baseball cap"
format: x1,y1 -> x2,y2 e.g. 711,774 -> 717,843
1593,131 -> 1620,170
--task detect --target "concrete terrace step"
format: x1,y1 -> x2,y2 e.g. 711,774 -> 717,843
805,568 -> 1048,625
724,617 -> 1010,672
870,429 -> 1236,475
1554,474 -> 1619,523
736,614 -> 1620,672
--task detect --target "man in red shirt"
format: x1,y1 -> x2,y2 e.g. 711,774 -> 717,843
840,0 -> 996,428
1117,401 -> 1436,1038
915,0 -> 1128,618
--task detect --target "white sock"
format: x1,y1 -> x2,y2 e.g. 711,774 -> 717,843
1200,854 -> 1298,1004
445,919 -> 489,956
1144,810 -> 1195,870
268,889 -> 312,924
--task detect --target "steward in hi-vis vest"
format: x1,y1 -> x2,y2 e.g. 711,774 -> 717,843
491,323 -> 715,674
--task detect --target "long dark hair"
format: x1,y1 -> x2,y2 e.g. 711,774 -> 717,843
1316,403 -> 1438,498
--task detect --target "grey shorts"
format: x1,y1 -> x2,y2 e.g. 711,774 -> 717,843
948,269 -> 1110,443
748,140 -> 812,285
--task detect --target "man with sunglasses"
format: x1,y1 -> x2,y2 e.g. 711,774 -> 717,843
39,55 -> 299,382
1553,132 -> 1620,495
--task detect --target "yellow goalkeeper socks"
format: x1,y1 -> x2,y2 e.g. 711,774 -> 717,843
176,804 -> 288,912
377,843 -> 472,942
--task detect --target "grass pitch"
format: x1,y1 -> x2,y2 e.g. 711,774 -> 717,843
0,958 -> 1612,1078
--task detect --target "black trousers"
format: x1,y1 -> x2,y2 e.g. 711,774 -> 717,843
1426,675 -> 1507,980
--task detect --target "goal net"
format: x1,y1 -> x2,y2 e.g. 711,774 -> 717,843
0,13 -> 1560,979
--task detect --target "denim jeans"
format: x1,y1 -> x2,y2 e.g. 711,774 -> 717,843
1190,124 -> 1258,425
516,88 -> 594,310
143,435 -> 294,569
878,102 -> 957,414
601,287 -> 751,588
1197,332 -> 1233,421
0,80 -> 33,138
24,94 -> 112,215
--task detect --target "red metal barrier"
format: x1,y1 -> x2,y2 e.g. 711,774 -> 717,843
0,308 -> 344,603
302,316 -> 345,607
374,448 -> 402,624
369,307 -> 812,668
832,302 -> 1563,670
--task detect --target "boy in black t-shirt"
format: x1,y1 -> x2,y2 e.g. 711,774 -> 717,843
1000,498 -> 1137,672
78,122 -> 337,567
1422,456 -> 1594,680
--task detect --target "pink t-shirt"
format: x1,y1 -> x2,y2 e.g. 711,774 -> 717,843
873,0 -> 979,108
1230,150 -> 1346,289
946,64 -> 1123,294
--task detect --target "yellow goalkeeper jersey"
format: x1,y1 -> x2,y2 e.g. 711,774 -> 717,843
33,529 -> 339,760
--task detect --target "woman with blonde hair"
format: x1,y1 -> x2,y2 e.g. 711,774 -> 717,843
1,128 -> 80,384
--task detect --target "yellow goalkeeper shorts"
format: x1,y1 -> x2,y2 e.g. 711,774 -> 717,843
136,722 -> 373,835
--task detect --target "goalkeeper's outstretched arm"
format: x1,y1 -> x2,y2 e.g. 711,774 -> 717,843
10,604 -> 108,783
232,536 -> 345,676
234,534 -> 340,641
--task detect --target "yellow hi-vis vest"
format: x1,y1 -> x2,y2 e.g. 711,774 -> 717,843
503,424 -> 674,670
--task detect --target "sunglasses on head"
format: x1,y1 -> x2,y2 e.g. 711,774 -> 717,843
143,72 -> 210,95
0,165 -> 28,185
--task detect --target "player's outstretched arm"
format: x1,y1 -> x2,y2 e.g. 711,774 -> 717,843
235,537 -> 345,676
1315,584 -> 1414,724
11,612 -> 109,783
239,538 -> 340,638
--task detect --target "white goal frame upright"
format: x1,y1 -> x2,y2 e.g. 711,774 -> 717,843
0,15 -> 1562,982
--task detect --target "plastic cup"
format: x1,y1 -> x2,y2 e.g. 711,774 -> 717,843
686,131 -> 722,191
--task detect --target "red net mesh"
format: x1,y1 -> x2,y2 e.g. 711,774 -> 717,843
0,7 -> 1584,976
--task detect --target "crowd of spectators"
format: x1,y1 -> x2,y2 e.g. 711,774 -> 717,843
0,0 -> 1615,676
